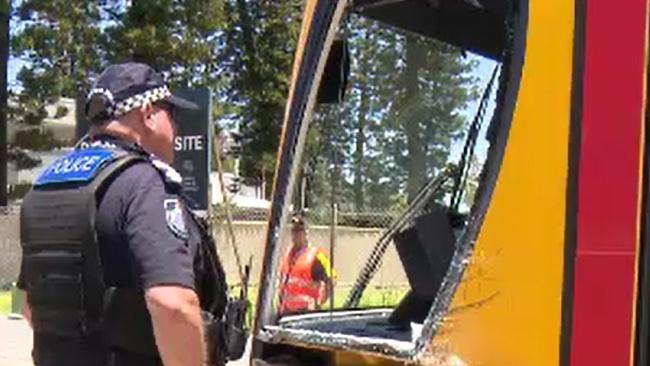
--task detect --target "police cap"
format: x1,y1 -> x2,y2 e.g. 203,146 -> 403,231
85,62 -> 198,124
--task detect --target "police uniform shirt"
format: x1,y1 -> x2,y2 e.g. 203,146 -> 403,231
94,138 -> 197,291
17,135 -> 206,365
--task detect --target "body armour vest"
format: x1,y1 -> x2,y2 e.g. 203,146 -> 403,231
20,144 -> 229,365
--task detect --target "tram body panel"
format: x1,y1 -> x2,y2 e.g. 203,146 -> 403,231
570,1 -> 648,365
250,0 -> 650,365
430,0 -> 574,364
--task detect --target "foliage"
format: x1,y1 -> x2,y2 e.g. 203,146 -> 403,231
221,0 -> 303,188
7,0 -> 299,180
8,0 -> 229,169
7,1 -> 481,213
8,0 -> 104,167
13,127 -> 61,151
0,291 -> 10,315
102,0 -> 226,89
303,15 -> 479,212
12,0 -> 103,97
8,182 -> 32,199
7,146 -> 40,170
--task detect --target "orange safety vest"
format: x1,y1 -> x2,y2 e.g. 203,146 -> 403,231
279,246 -> 327,314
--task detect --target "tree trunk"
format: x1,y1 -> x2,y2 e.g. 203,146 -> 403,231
236,0 -> 257,74
404,36 -> 426,203
353,31 -> 371,212
0,0 -> 9,206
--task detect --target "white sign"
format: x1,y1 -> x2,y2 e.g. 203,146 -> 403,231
174,135 -> 204,151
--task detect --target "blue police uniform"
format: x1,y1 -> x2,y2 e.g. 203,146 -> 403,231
17,63 -> 228,366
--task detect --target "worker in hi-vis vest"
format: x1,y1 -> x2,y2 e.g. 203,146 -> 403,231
278,216 -> 336,315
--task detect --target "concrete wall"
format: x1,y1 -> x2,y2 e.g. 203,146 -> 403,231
0,213 -> 408,291
0,208 -> 21,288
213,221 -> 407,289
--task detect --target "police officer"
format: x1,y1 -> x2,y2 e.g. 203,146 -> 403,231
17,63 -> 228,366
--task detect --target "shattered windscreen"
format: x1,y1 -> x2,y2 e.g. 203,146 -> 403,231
267,12 -> 502,344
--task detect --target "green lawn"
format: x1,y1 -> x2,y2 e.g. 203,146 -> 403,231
231,284 -> 408,326
234,284 -> 408,308
0,286 -> 407,318
0,291 -> 11,315
356,286 -> 409,308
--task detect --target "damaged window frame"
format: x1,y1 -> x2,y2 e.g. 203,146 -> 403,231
252,0 -> 529,362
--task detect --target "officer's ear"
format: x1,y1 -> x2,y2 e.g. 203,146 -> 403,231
140,102 -> 157,132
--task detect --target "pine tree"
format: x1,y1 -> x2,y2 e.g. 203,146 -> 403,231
102,0 -> 226,89
302,15 -> 478,213
221,0 -> 303,192
8,0 -> 228,171
9,0 -> 103,164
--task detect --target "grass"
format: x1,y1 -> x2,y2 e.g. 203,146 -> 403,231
231,284 -> 409,326
355,286 -> 409,308
233,284 -> 408,308
0,286 -> 407,318
0,291 -> 11,315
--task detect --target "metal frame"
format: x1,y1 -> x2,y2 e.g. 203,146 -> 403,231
253,0 -> 529,361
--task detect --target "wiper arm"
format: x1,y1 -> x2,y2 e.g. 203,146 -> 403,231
344,167 -> 452,308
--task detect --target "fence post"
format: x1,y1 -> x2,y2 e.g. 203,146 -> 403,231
329,203 -> 337,314
9,282 -> 24,319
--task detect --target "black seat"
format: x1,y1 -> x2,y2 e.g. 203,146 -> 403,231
388,209 -> 456,327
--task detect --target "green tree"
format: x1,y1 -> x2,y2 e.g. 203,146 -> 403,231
221,0 -> 302,191
9,0 -> 103,163
102,0 -> 226,89
303,15 -> 478,213
346,18 -> 402,211
13,0 -> 102,97
376,32 -> 477,204
8,0 -> 228,171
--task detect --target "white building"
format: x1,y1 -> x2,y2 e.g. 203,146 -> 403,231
7,98 -> 77,186
211,172 -> 270,209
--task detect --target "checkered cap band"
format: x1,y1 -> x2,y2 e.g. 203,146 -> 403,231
88,88 -> 115,104
87,86 -> 172,119
107,86 -> 172,117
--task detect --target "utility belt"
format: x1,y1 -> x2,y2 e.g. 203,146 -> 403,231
104,288 -> 246,365
222,297 -> 248,361
190,210 -> 250,363
102,222 -> 248,364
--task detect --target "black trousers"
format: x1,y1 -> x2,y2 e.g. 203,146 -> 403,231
107,348 -> 163,366
32,334 -> 162,366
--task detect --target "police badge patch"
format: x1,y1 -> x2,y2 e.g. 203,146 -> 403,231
164,198 -> 188,239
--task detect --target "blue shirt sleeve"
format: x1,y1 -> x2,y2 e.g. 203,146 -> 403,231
122,165 -> 196,291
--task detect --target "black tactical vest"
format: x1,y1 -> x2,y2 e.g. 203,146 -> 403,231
20,145 -> 229,365
21,148 -> 142,337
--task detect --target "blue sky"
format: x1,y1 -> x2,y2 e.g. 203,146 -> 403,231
7,57 -> 25,91
449,54 -> 499,163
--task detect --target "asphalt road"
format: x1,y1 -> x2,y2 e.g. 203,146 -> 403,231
0,316 -> 251,366
0,316 -> 32,366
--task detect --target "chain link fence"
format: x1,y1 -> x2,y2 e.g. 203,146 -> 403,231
212,205 -> 409,308
0,206 -> 21,290
0,202 -> 408,305
213,205 -> 399,228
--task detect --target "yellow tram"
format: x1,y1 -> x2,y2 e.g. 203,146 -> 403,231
248,0 -> 650,365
